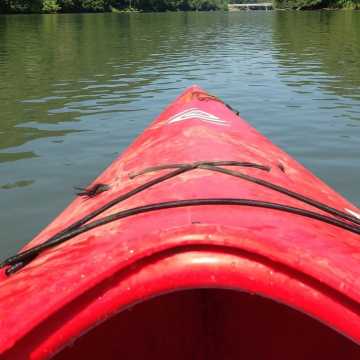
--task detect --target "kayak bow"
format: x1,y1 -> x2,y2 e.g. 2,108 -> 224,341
1,85 -> 360,359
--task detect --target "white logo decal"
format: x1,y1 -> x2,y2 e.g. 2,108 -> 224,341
168,108 -> 227,126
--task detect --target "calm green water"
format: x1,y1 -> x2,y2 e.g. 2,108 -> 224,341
0,11 -> 359,258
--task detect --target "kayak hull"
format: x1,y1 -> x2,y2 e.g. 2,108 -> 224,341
1,86 -> 360,358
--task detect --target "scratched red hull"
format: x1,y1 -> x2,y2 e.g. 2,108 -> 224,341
1,86 -> 360,359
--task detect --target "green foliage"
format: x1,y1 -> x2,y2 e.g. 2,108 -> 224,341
0,0 -> 227,12
1,0 -> 359,12
186,0 -> 228,10
42,0 -> 61,12
0,0 -> 43,13
327,0 -> 360,8
0,0 -> 229,13
57,0 -> 111,12
82,0 -> 112,11
273,0 -> 323,9
128,0 -> 228,11
273,0 -> 360,9
0,0 -> 112,12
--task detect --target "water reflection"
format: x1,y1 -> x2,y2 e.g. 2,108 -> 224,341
1,180 -> 34,190
273,11 -> 360,106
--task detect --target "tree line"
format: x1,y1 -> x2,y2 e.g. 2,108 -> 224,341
274,0 -> 359,8
0,0 -> 229,13
0,0 -> 357,15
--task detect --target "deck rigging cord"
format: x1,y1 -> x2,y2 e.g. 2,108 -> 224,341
1,160 -> 360,276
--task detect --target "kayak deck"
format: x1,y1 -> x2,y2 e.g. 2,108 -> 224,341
1,85 -> 360,358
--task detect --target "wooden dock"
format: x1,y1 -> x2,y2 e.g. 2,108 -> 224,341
229,3 -> 273,10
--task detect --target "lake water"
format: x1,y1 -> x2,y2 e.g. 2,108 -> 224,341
0,11 -> 359,258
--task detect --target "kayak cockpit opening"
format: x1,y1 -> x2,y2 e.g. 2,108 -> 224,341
54,289 -> 360,360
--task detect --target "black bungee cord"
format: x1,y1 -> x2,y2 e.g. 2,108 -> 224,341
1,160 -> 360,276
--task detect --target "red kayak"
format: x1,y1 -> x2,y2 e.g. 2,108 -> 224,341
1,85 -> 360,359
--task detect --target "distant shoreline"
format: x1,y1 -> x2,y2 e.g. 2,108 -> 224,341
0,1 -> 228,14
2,8 -> 359,15
1,1 -> 359,14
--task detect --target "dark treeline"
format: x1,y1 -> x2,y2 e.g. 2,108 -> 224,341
274,0 -> 360,9
0,0 -> 229,13
0,0 -> 358,16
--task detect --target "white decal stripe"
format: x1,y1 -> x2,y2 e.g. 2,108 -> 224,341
168,108 -> 227,126
168,108 -> 225,123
